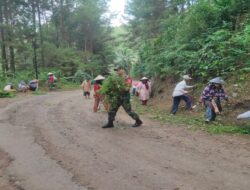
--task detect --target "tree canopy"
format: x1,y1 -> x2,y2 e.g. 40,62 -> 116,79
1,0 -> 250,82
125,0 -> 250,80
0,0 -> 113,79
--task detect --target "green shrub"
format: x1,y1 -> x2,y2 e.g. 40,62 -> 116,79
0,91 -> 12,98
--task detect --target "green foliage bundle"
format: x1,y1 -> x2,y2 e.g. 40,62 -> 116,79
100,74 -> 127,105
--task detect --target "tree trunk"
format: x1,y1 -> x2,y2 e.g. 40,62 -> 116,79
89,38 -> 93,53
0,4 -> 7,74
59,0 -> 65,47
3,2 -> 10,72
32,0 -> 38,79
6,4 -> 15,73
37,0 -> 45,68
9,45 -> 15,73
84,37 -> 87,52
51,0 -> 60,48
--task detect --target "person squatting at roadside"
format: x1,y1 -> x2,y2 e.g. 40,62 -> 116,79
170,75 -> 195,115
29,79 -> 39,91
102,66 -> 143,128
137,77 -> 151,106
3,83 -> 16,92
201,77 -> 228,123
18,81 -> 28,92
93,75 -> 109,112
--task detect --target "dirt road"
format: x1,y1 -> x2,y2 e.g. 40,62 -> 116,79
0,90 -> 250,190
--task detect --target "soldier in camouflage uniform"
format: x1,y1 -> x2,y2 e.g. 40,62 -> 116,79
102,66 -> 143,128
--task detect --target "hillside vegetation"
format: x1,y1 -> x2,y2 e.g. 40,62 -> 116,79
0,0 -> 249,129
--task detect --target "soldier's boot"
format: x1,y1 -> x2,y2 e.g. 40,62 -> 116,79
132,119 -> 143,127
102,121 -> 114,128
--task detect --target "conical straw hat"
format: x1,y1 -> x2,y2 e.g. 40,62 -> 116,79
94,75 -> 105,81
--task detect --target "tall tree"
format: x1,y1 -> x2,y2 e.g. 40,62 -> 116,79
0,0 -> 113,78
4,1 -> 16,73
31,0 -> 38,79
0,2 -> 8,74
37,0 -> 45,68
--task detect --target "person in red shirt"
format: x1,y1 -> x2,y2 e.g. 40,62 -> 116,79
48,72 -> 55,90
93,75 -> 109,112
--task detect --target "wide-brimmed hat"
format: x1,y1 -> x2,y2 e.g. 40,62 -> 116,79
140,77 -> 148,81
182,75 -> 192,80
209,77 -> 224,84
94,75 -> 105,81
48,72 -> 53,75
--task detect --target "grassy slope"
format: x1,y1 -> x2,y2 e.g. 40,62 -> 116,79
132,74 -> 250,135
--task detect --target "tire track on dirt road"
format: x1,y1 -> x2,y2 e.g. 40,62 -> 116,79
0,93 -> 87,190
0,91 -> 250,190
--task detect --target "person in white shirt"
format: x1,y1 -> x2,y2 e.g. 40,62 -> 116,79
3,83 -> 15,92
170,75 -> 194,115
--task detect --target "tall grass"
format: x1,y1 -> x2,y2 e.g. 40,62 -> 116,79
132,98 -> 250,135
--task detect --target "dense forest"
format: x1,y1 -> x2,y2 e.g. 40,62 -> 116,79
0,0 -> 113,84
0,0 -> 250,84
125,0 -> 250,80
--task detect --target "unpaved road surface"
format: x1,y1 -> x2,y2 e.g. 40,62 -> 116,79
0,90 -> 250,190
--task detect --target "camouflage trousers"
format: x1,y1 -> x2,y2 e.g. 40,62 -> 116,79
108,93 -> 139,122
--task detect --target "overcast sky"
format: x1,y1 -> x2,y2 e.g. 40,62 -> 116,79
108,0 -> 127,26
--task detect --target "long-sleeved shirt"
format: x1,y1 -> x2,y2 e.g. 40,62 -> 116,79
137,81 -> 151,101
172,80 -> 193,97
201,84 -> 228,101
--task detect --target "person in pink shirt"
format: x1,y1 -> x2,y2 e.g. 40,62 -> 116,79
137,77 -> 151,106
